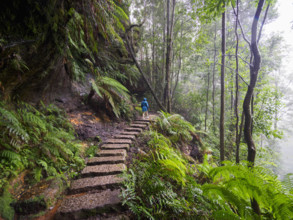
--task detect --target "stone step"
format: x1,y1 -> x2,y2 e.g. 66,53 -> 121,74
55,189 -> 123,219
133,120 -> 150,125
87,156 -> 126,165
130,123 -> 148,128
124,127 -> 142,132
81,164 -> 126,178
69,175 -> 123,194
119,131 -> 140,136
101,144 -> 130,151
135,118 -> 153,122
104,139 -> 132,144
113,134 -> 136,140
97,149 -> 127,157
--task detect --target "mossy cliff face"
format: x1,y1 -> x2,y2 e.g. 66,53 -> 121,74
0,0 -> 70,101
0,0 -> 133,103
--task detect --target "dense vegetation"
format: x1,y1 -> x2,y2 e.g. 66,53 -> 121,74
122,113 -> 293,219
0,0 -> 292,219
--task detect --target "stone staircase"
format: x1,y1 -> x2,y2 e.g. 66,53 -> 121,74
55,118 -> 153,220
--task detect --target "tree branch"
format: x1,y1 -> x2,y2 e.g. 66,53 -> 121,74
257,3 -> 270,44
226,54 -> 252,67
217,63 -> 249,86
125,24 -> 166,111
232,6 -> 251,48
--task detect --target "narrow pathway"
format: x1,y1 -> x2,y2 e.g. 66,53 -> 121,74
55,116 -> 155,220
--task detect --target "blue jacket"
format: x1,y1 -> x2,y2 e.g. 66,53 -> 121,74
141,98 -> 149,112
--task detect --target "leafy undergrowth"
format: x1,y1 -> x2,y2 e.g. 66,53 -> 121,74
0,101 -> 85,219
121,112 -> 293,220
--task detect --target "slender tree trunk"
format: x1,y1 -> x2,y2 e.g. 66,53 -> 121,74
205,67 -> 210,132
234,0 -> 240,164
162,2 -> 166,103
125,27 -> 166,112
236,112 -> 244,163
164,0 -> 175,113
212,22 -> 217,132
220,8 -> 226,163
145,44 -> 151,79
171,19 -> 183,102
242,0 -> 265,215
244,0 -> 264,165
151,4 -> 155,85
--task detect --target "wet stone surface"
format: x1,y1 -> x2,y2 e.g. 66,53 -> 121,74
81,164 -> 126,177
104,139 -> 132,144
113,135 -> 136,140
124,127 -> 143,132
70,175 -> 123,194
87,156 -> 126,165
97,149 -> 127,157
129,123 -> 147,128
119,131 -> 140,136
57,189 -> 122,214
101,144 -> 130,151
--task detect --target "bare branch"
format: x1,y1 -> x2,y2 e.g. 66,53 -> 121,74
226,54 -> 252,67
257,3 -> 270,44
217,63 -> 249,86
232,6 -> 251,47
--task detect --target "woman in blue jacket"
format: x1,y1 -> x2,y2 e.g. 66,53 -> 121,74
141,98 -> 149,119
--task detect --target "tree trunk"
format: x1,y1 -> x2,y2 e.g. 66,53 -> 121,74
205,67 -> 210,132
125,27 -> 166,112
151,3 -> 155,85
242,0 -> 265,215
212,22 -> 217,132
171,19 -> 183,103
243,0 -> 264,166
220,9 -> 226,163
164,0 -> 175,113
234,0 -> 240,164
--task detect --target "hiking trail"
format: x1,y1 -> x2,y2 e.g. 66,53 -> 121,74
54,115 -> 156,220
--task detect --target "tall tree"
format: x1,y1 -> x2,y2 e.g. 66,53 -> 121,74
234,0 -> 241,164
164,0 -> 176,112
220,6 -> 226,163
241,0 -> 268,215
243,0 -> 266,165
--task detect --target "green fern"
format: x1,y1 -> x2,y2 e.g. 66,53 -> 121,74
90,76 -> 130,117
0,150 -> 21,161
152,111 -> 195,143
200,162 -> 293,219
0,101 -> 84,189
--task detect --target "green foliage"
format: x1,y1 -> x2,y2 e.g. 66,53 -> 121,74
121,132 -> 210,219
85,145 -> 99,158
0,188 -> 15,220
199,160 -> 293,219
152,111 -> 195,144
147,131 -> 189,186
90,76 -> 130,117
0,101 -> 84,190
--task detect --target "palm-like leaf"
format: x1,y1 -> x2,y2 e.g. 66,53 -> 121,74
90,76 -> 130,117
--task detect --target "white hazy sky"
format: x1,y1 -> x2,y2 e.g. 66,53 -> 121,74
264,0 -> 293,74
264,0 -> 293,177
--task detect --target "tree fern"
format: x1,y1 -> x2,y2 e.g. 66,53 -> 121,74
90,76 -> 130,117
